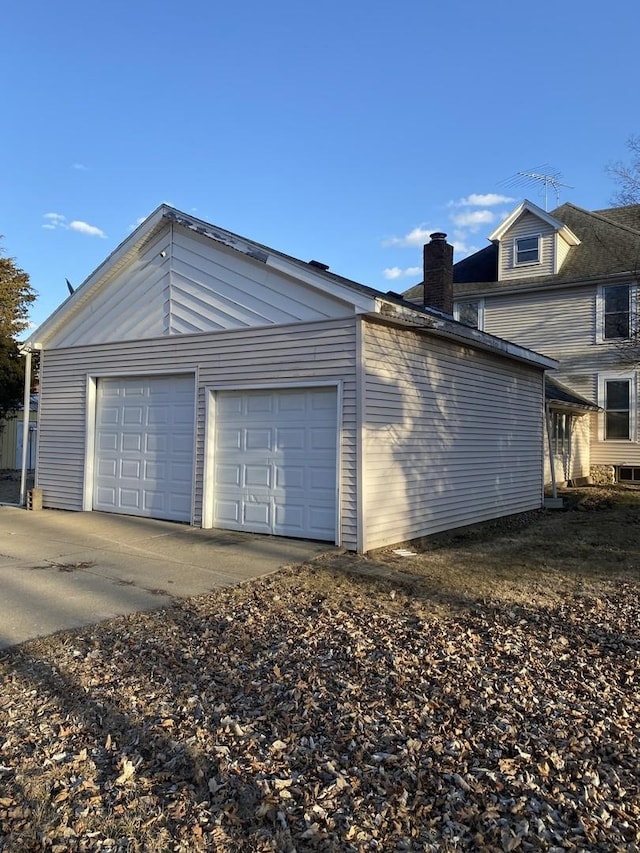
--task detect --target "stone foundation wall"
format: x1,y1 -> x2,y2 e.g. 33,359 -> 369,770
589,465 -> 616,485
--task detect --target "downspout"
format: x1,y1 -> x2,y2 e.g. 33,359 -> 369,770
544,402 -> 557,501
19,349 -> 32,506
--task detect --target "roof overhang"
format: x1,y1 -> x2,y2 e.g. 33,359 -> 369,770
370,299 -> 558,371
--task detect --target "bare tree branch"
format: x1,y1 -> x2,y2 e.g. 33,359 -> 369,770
607,135 -> 640,206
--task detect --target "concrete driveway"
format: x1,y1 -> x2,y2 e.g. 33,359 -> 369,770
0,507 -> 333,649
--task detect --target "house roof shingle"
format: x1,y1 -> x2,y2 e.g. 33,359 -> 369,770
403,201 -> 640,302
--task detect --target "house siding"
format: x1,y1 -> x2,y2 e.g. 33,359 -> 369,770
36,318 -> 359,550
479,284 -> 640,472
170,228 -> 355,333
45,224 -> 361,348
46,227 -> 172,347
556,233 -> 573,272
362,321 -> 544,551
481,285 -> 595,361
500,212 -> 556,281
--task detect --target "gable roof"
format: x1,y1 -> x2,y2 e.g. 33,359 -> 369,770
488,198 -> 580,246
23,205 -> 556,372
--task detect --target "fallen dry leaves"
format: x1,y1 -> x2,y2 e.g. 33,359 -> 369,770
1,491 -> 639,851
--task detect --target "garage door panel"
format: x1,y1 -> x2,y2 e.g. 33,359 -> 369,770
122,460 -> 142,478
216,464 -> 241,486
243,500 -> 271,529
214,499 -> 241,523
94,375 -> 194,522
245,464 -> 272,488
246,428 -> 273,450
213,387 -> 337,541
309,506 -> 335,535
276,428 -> 305,450
310,428 -> 335,449
98,433 -> 119,452
119,489 -> 141,510
275,465 -> 304,490
217,428 -> 242,450
247,394 -> 274,415
278,393 -> 305,412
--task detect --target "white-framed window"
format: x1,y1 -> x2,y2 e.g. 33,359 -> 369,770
454,298 -> 484,330
514,234 -> 540,265
598,372 -> 637,441
596,283 -> 634,342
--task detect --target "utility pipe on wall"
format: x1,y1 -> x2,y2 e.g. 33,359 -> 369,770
19,349 -> 32,506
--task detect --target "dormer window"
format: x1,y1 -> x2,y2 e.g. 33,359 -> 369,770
515,235 -> 540,265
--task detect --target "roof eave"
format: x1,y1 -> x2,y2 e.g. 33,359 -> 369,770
372,299 -> 558,371
488,199 -> 568,242
24,204 -> 171,349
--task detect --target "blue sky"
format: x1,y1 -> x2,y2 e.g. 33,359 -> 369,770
2,0 -> 638,330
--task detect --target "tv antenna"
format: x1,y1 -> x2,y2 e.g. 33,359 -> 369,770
499,165 -> 574,210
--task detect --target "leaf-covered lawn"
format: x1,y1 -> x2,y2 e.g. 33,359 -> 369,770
1,488 -> 639,852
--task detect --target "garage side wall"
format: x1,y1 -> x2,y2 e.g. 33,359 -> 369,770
36,318 -> 358,549
362,321 -> 544,551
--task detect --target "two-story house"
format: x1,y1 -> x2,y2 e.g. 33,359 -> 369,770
404,199 -> 640,487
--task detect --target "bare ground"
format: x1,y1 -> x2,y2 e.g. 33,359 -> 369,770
1,486 -> 639,852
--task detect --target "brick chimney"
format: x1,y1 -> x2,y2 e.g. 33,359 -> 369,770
423,232 -> 453,314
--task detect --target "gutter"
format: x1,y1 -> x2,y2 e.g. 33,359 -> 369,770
371,300 -> 558,371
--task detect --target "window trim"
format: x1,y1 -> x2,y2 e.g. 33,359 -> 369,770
453,297 -> 485,330
596,282 -> 636,343
514,234 -> 541,266
597,372 -> 637,442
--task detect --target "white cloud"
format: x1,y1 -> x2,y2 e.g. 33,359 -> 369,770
382,225 -> 440,248
42,212 -> 106,237
72,163 -> 88,171
69,220 -> 107,238
383,266 -> 421,280
451,193 -> 514,207
42,212 -> 67,230
449,209 -> 496,231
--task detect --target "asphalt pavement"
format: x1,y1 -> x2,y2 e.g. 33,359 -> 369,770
0,507 -> 332,649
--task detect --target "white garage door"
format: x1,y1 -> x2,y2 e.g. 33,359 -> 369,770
213,387 -> 337,541
94,375 -> 195,521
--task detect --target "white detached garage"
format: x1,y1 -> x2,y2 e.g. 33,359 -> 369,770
23,206 -> 556,552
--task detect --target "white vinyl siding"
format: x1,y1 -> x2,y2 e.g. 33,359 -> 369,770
46,227 -> 172,348
362,321 -> 544,551
482,286 -> 595,362
46,225 -> 362,348
169,229 -> 354,333
499,212 -> 556,281
555,233 -> 573,273
35,319 -> 358,549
